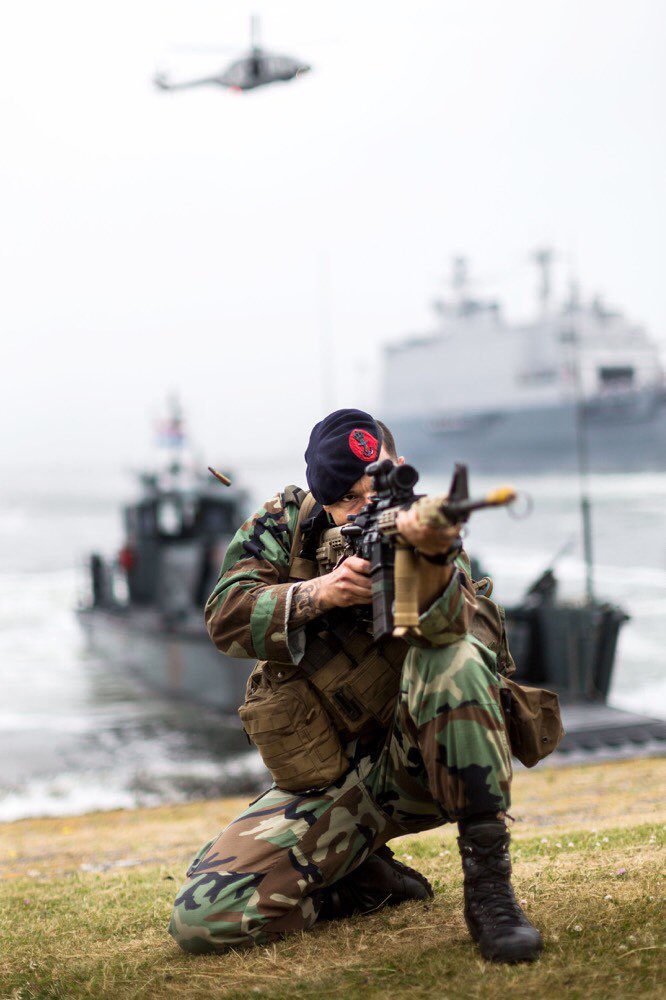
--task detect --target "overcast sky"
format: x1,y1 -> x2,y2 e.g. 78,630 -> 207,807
2,0 -> 664,471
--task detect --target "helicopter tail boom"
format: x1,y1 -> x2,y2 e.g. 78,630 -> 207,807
153,72 -> 227,92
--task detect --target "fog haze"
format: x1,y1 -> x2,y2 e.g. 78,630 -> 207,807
2,0 -> 665,470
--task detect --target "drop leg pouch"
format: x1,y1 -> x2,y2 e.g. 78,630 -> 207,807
501,677 -> 565,767
239,662 -> 349,792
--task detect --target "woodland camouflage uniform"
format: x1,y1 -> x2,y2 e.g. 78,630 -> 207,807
169,488 -> 513,954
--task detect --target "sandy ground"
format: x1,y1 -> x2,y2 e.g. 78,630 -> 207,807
1,756 -> 664,881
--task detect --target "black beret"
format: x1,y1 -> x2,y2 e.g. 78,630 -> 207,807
305,408 -> 382,504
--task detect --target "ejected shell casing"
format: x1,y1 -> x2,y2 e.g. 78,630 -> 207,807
208,467 -> 232,487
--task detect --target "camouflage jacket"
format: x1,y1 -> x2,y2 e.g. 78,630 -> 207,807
205,487 -> 478,665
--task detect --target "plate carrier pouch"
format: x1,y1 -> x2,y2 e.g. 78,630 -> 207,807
238,486 -> 408,792
239,659 -> 350,792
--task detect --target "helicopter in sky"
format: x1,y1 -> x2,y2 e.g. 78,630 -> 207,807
154,16 -> 311,94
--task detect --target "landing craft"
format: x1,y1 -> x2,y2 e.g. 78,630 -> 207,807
77,400 -> 253,714
154,16 -> 311,94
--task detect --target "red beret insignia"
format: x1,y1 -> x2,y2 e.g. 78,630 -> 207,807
348,428 -> 378,462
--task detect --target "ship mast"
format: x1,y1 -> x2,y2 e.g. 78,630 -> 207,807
532,247 -> 554,317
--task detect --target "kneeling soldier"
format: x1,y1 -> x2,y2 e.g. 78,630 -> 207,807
169,409 -> 543,964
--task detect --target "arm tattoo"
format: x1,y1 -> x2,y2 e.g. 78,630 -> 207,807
289,580 -> 325,628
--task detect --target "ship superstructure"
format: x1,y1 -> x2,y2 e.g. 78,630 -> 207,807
382,253 -> 665,472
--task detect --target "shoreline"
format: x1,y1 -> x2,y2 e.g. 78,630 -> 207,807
1,756 -> 664,880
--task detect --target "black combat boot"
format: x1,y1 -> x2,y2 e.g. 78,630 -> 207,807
457,819 -> 543,963
317,845 -> 433,921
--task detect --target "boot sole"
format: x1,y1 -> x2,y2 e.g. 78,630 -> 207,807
466,917 -> 543,964
483,945 -> 542,964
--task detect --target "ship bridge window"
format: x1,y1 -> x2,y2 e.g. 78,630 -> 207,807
599,366 -> 634,387
200,502 -> 235,535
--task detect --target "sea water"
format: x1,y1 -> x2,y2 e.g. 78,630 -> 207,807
1,463 -> 664,821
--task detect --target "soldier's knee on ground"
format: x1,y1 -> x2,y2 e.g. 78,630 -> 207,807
168,871 -> 257,954
168,864 -> 321,954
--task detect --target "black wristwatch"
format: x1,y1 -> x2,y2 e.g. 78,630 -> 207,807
417,538 -> 462,566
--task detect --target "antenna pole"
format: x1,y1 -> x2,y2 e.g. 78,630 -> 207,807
533,247 -> 554,317
569,300 -> 595,603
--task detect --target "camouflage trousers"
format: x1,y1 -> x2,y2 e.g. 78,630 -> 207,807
169,635 -> 512,953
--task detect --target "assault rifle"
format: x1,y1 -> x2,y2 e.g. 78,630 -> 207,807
316,460 -> 517,642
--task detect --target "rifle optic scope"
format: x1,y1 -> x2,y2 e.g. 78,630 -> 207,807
367,459 -> 419,494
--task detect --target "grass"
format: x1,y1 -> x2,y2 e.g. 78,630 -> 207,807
0,757 -> 664,1000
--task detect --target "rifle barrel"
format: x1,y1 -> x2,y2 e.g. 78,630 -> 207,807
442,486 -> 516,520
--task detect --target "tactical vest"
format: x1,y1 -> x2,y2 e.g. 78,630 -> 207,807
238,487 -> 409,792
238,486 -> 514,793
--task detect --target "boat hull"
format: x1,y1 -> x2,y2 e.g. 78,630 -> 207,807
555,701 -> 666,759
76,606 -> 252,714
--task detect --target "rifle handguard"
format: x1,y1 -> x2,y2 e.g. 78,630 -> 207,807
392,542 -> 421,636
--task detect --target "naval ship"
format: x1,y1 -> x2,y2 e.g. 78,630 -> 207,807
382,252 -> 665,473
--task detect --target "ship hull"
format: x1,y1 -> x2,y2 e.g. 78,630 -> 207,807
76,606 -> 252,714
387,395 -> 666,473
